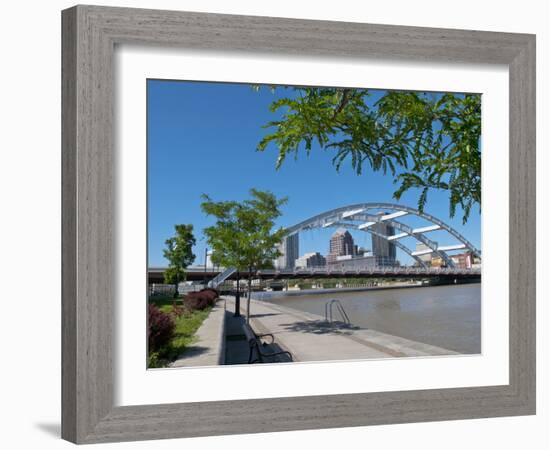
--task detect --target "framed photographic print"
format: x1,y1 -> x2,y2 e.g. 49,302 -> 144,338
62,5 -> 536,444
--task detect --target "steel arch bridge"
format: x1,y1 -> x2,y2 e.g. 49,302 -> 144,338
283,203 -> 481,269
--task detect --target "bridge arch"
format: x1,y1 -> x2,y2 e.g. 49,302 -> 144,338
283,203 -> 480,269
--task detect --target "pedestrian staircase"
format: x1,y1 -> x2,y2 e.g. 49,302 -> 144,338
208,267 -> 236,288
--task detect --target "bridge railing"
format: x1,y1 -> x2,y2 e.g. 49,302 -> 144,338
258,265 -> 481,276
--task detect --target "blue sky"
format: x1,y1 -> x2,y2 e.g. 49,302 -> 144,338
147,80 -> 481,267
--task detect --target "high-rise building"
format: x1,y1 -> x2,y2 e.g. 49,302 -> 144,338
431,256 -> 446,268
329,254 -> 394,270
205,250 -> 214,269
415,242 -> 434,265
356,246 -> 371,257
295,252 -> 326,269
327,228 -> 355,264
371,221 -> 396,264
274,234 -> 299,269
451,251 -> 473,269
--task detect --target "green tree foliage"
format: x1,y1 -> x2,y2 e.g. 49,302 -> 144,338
163,224 -> 196,297
257,88 -> 481,223
201,189 -> 287,321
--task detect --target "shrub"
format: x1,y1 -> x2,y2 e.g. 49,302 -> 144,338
148,304 -> 175,352
147,351 -> 162,368
201,287 -> 219,298
184,288 -> 219,311
170,300 -> 186,318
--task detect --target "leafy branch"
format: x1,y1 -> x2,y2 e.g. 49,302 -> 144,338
257,87 -> 481,223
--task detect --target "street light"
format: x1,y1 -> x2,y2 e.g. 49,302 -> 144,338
234,273 -> 241,317
203,247 -> 208,288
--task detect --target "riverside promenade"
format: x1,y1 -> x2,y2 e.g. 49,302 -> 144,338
169,295 -> 457,368
225,296 -> 457,362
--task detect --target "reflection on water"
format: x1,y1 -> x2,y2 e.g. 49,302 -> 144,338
267,284 -> 481,354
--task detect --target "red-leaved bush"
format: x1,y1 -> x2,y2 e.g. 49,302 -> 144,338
148,304 -> 175,351
170,300 -> 186,318
184,288 -> 219,311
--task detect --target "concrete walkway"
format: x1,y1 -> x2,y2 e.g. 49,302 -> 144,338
169,299 -> 227,368
225,296 -> 457,363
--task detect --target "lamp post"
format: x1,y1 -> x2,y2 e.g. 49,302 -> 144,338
234,273 -> 241,317
203,247 -> 208,289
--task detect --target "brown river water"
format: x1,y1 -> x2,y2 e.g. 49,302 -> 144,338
263,283 -> 481,354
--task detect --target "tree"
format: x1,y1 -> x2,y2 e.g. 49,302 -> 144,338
257,88 -> 481,223
201,189 -> 287,322
163,224 -> 196,298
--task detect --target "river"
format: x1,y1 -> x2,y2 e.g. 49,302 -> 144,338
264,283 -> 481,354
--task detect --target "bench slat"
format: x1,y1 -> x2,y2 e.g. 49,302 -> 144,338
242,323 -> 293,363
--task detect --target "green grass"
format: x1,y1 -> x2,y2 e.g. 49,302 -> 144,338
149,294 -> 180,310
148,304 -> 213,368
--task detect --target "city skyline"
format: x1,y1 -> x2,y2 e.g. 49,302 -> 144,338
147,80 -> 482,267
288,227 -> 476,270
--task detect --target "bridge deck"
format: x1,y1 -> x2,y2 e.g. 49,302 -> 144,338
148,266 -> 481,284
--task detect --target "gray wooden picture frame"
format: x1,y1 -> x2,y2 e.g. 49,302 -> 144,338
62,4 -> 536,444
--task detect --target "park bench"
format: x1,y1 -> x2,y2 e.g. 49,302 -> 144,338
242,322 -> 293,363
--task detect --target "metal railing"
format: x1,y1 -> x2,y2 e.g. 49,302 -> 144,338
324,299 -> 351,326
207,267 -> 237,288
259,265 -> 481,277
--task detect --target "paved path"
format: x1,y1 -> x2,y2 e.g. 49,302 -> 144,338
225,296 -> 457,362
170,299 -> 226,368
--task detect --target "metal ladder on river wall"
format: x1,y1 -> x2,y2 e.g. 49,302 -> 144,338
324,299 -> 351,326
